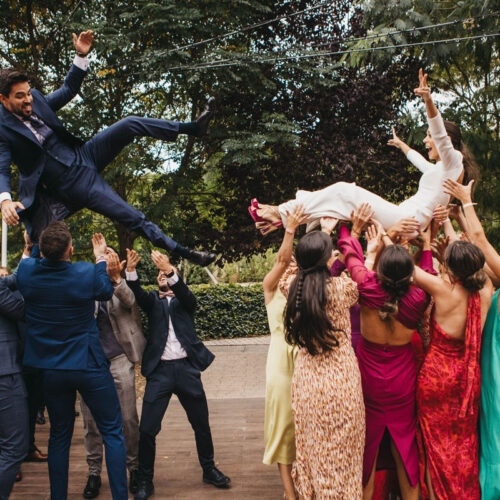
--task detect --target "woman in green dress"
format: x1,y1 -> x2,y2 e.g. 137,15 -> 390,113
262,204 -> 306,500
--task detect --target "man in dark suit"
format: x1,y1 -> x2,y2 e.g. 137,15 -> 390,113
0,272 -> 28,499
0,30 -> 215,266
16,221 -> 128,500
126,249 -> 230,500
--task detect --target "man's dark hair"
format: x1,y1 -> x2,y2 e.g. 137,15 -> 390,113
0,68 -> 29,97
39,221 -> 72,261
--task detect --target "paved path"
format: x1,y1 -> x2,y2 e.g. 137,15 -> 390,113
11,337 -> 285,500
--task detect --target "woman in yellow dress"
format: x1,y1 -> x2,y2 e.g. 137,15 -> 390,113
263,204 -> 307,500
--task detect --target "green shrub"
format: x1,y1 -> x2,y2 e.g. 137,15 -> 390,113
140,283 -> 270,340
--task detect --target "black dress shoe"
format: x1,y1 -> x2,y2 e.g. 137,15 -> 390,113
194,97 -> 216,137
203,466 -> 231,488
134,481 -> 154,500
129,469 -> 139,494
83,475 -> 101,499
186,249 -> 216,267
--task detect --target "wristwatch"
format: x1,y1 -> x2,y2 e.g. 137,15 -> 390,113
166,270 -> 175,278
76,51 -> 88,58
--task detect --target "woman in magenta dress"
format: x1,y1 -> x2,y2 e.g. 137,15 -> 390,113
338,216 -> 436,500
414,240 -> 493,499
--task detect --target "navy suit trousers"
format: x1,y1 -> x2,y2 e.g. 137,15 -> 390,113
43,364 -> 127,500
0,373 -> 29,500
35,116 -> 181,252
138,359 -> 215,483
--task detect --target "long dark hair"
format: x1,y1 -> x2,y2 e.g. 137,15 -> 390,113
284,231 -> 341,355
445,240 -> 486,292
443,120 -> 480,194
376,245 -> 414,321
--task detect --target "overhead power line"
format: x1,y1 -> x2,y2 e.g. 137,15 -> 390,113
163,32 -> 499,72
165,0 -> 333,55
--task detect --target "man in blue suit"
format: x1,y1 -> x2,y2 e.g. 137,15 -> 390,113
0,273 -> 28,499
0,30 -> 216,266
16,221 -> 128,500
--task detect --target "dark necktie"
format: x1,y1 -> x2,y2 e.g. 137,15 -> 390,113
24,115 -> 54,143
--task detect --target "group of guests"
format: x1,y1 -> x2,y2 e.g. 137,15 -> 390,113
0,223 -> 230,500
261,72 -> 499,500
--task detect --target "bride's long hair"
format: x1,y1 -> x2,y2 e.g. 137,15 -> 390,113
444,120 -> 480,194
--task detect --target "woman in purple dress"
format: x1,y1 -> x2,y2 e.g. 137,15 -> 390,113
338,210 -> 436,500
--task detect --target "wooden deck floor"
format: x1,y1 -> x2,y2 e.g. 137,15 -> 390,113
11,341 -> 285,499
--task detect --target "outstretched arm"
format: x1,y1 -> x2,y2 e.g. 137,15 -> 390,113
388,127 -> 434,174
262,204 -> 307,303
45,30 -> 94,111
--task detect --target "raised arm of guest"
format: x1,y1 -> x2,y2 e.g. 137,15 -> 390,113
386,217 -> 420,241
388,127 -> 434,174
125,249 -> 155,312
105,251 -> 136,308
433,204 -> 459,242
443,178 -> 500,279
262,204 -> 307,304
91,233 -> 114,301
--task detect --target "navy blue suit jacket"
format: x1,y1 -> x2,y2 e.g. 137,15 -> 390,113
16,258 -> 114,370
0,274 -> 25,376
0,63 -> 86,213
127,276 -> 214,378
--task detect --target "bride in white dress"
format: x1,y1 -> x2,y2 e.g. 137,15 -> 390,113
251,70 -> 479,235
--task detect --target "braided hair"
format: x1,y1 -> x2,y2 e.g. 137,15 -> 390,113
376,245 -> 414,322
284,231 -> 342,355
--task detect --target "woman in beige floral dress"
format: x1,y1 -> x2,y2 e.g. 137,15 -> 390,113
282,229 -> 365,499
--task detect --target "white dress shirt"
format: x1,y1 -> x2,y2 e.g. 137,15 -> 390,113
126,270 -> 187,361
0,55 -> 89,206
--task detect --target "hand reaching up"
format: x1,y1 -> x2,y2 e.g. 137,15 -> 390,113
443,178 -> 474,205
351,202 -> 374,238
73,30 -> 94,55
92,233 -> 107,258
106,253 -> 125,282
126,249 -> 141,272
414,68 -> 431,101
365,223 -> 383,257
151,250 -> 173,274
387,217 -> 420,240
320,216 -> 339,235
286,204 -> 308,232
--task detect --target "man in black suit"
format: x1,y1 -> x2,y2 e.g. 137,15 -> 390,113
0,30 -> 216,266
126,249 -> 230,500
0,271 -> 28,499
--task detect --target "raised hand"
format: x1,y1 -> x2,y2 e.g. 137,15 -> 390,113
73,30 -> 94,55
432,204 -> 449,225
351,202 -> 374,238
320,216 -> 339,235
92,233 -> 107,258
365,223 -> 383,257
387,127 -> 409,153
387,217 -> 420,239
414,68 -> 430,100
151,250 -> 173,273
431,235 -> 449,265
126,249 -> 141,272
1,199 -> 25,226
443,178 -> 474,204
106,253 -> 125,281
286,204 -> 308,232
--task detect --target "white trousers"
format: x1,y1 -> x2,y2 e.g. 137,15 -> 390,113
278,182 -> 431,232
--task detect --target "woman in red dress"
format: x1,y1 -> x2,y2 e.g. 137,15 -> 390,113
414,240 -> 493,499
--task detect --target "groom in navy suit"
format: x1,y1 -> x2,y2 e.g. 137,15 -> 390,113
0,30 -> 215,266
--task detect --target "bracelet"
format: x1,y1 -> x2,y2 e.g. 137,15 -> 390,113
462,202 -> 476,209
441,218 -> 451,224
365,258 -> 375,266
285,227 -> 295,234
166,270 -> 175,278
96,255 -> 106,261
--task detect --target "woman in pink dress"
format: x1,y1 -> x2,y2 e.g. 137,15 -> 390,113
338,213 -> 436,500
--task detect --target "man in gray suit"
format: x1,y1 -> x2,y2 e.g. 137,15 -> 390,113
0,272 -> 28,499
80,245 -> 146,499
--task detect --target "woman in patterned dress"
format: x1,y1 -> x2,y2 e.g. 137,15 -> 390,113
414,240 -> 493,499
282,230 -> 365,499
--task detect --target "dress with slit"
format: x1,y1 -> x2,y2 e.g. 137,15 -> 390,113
416,293 -> 482,499
338,225 -> 435,488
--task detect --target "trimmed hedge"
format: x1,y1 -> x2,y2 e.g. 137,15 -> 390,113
140,283 -> 270,340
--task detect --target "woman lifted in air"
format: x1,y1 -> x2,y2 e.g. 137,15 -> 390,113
249,70 -> 479,235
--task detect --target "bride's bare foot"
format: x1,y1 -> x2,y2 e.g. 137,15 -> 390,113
256,204 -> 281,224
